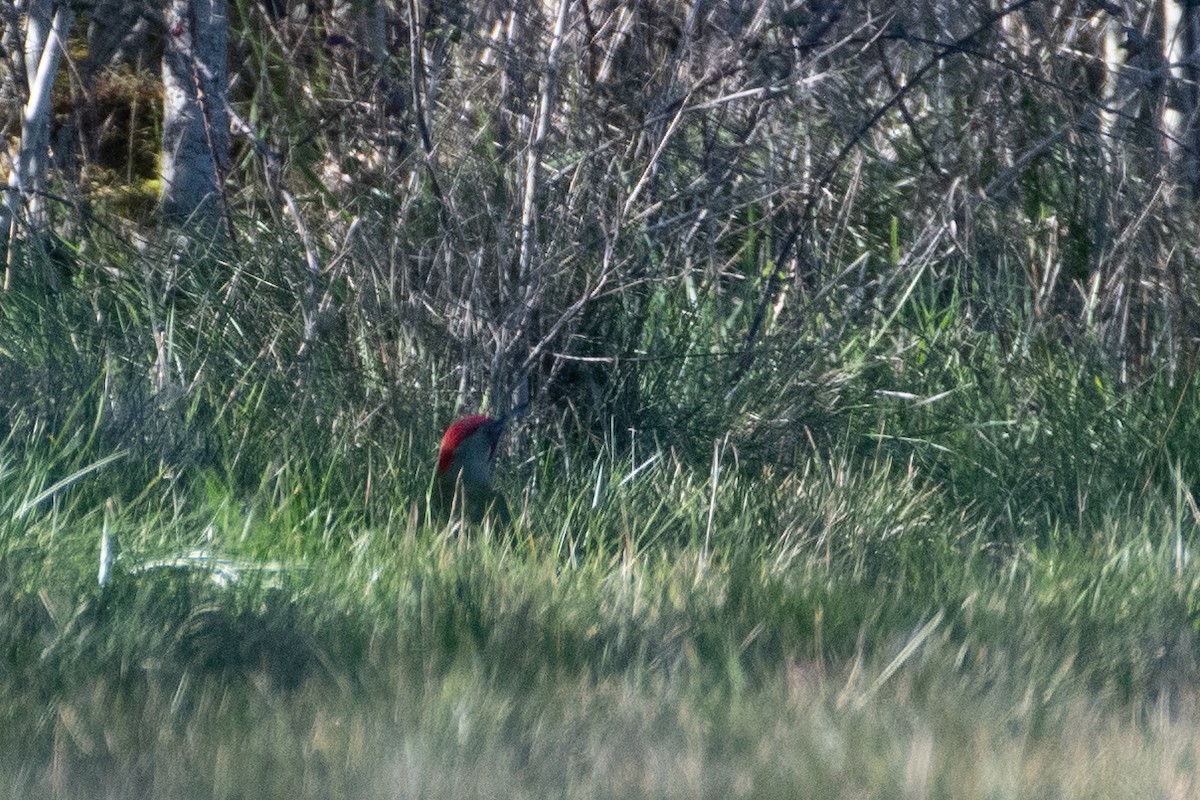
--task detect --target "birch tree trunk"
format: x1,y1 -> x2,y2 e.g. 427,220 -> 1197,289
160,0 -> 229,233
1162,0 -> 1200,195
2,0 -> 73,286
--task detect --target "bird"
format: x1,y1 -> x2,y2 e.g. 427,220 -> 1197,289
431,413 -> 512,527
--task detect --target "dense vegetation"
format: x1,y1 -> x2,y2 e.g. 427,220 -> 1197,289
4,1 -> 1200,797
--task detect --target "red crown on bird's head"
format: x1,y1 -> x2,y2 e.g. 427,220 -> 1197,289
437,415 -> 501,475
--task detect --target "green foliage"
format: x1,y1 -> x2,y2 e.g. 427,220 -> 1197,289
10,2 -> 1200,795
4,232 -> 1200,796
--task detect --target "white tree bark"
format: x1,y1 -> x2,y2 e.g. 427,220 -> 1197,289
160,0 -> 229,231
3,0 -> 73,258
1162,0 -> 1200,193
1162,0 -> 1186,157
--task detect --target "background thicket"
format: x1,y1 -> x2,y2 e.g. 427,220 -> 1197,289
5,1 -> 1200,797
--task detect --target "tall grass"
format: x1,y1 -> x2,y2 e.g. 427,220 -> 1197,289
5,2 -> 1200,796
3,234 -> 1200,796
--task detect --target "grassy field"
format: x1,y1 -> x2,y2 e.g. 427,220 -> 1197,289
3,450 -> 1199,799
3,248 -> 1200,799
7,5 -> 1200,794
